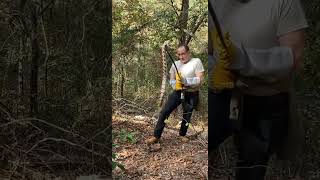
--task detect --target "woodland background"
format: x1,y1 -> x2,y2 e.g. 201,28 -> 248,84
0,0 -> 319,179
0,0 -> 112,179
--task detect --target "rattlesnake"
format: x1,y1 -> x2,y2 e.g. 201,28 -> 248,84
158,40 -> 169,108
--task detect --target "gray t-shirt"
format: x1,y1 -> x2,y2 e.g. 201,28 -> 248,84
170,58 -> 204,92
209,0 -> 308,95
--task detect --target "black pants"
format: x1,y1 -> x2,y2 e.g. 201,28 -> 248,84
235,93 -> 289,180
154,90 -> 199,138
208,89 -> 234,178
208,89 -> 234,152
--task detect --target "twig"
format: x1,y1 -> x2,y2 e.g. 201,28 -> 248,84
29,152 -> 56,175
25,137 -> 108,158
0,118 -> 78,135
113,97 -> 152,113
0,30 -> 17,51
1,117 -> 111,151
80,125 -> 111,146
169,0 -> 180,17
39,0 -> 56,16
0,101 -> 14,120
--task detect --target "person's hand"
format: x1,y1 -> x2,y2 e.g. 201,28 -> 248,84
210,29 -> 236,89
169,72 -> 184,90
169,79 -> 176,90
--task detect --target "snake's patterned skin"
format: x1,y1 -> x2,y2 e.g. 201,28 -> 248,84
158,41 -> 169,108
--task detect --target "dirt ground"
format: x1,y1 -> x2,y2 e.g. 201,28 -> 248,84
112,113 -> 208,180
112,112 -> 309,180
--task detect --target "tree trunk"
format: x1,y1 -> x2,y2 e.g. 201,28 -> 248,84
18,37 -> 24,97
40,16 -> 49,97
17,37 -> 24,117
178,0 -> 189,45
186,12 -> 207,45
120,64 -> 124,98
30,4 -> 39,117
1,50 -> 11,96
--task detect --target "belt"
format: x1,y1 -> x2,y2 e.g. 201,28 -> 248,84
185,91 -> 199,95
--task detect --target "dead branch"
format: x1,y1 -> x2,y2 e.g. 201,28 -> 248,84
25,137 -> 108,158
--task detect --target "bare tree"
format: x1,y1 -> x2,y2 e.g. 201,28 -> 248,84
177,0 -> 189,44
30,2 -> 40,116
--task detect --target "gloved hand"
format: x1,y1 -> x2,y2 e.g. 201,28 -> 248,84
210,29 -> 235,90
175,72 -> 184,90
169,72 -> 184,90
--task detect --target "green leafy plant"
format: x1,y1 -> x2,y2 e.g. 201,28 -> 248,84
111,129 -> 139,171
118,129 -> 138,144
112,143 -> 125,171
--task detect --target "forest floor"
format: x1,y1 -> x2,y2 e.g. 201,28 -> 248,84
112,87 -> 320,180
112,110 -> 208,180
111,112 -> 302,180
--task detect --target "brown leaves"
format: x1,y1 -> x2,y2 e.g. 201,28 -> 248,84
113,114 -> 208,179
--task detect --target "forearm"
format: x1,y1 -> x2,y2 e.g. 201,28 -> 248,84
169,72 -> 176,89
185,72 -> 204,88
230,44 -> 294,81
231,30 -> 305,82
198,72 -> 205,86
169,72 -> 175,80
